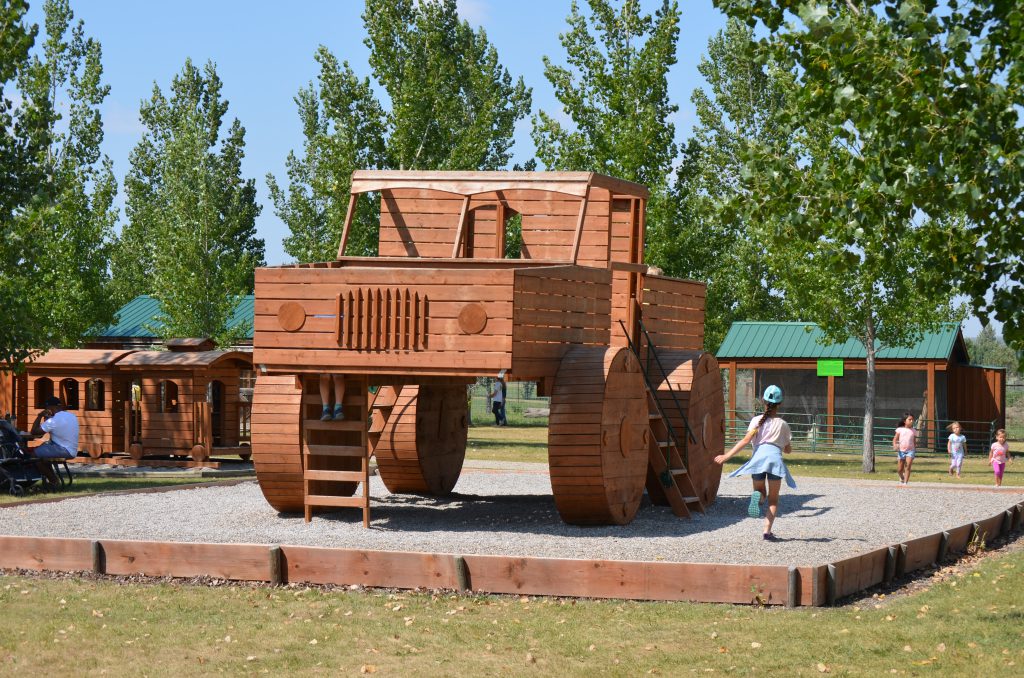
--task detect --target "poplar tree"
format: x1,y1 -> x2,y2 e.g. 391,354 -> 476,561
0,0 -> 48,366
119,59 -> 264,345
674,19 -> 798,350
20,0 -> 118,345
532,0 -> 680,228
269,0 -> 532,263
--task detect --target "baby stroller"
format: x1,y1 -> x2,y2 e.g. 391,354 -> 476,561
0,418 -> 72,496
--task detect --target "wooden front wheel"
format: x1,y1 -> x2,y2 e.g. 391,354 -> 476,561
548,346 -> 649,525
128,443 -> 144,460
374,384 -> 468,496
88,447 -> 103,460
250,374 -> 304,512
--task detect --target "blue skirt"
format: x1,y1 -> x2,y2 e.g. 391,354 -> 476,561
728,443 -> 796,488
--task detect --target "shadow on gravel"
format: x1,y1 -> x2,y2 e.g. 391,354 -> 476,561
305,490 -> 832,538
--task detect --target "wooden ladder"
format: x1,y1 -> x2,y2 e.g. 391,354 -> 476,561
645,389 -> 705,517
301,375 -> 372,526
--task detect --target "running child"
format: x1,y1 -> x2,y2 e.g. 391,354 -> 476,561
988,428 -> 1011,487
892,412 -> 918,485
947,422 -> 966,479
714,385 -> 796,541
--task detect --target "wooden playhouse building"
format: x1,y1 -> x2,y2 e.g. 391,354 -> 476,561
717,322 -> 1006,452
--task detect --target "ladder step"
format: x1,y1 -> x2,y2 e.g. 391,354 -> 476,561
670,468 -> 689,476
303,443 -> 367,457
370,392 -> 398,409
683,496 -> 700,504
305,469 -> 366,483
657,441 -> 671,448
301,394 -> 366,407
303,419 -> 366,432
648,413 -> 661,420
305,494 -> 368,509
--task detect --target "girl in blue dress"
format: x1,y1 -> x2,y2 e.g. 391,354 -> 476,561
714,385 -> 796,540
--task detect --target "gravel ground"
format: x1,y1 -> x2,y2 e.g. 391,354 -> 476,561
2,466 -> 1021,567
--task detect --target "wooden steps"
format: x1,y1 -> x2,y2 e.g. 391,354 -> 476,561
302,375 -> 372,527
644,388 -> 705,518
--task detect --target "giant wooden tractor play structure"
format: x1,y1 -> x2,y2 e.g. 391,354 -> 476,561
250,171 -> 724,526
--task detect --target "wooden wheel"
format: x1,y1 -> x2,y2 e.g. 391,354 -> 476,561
648,351 -> 724,507
128,443 -> 144,460
374,384 -> 467,495
250,374 -> 304,512
88,447 -> 103,460
190,444 -> 209,462
548,346 -> 649,526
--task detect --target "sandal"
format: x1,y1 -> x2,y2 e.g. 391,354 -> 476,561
747,490 -> 763,518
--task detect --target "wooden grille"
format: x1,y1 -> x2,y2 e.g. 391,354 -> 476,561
336,288 -> 428,351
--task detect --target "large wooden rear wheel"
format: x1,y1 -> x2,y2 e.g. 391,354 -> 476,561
374,384 -> 468,495
250,374 -> 304,512
647,351 -> 724,507
548,346 -> 649,526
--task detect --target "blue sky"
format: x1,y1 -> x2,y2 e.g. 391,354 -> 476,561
22,0 -> 992,338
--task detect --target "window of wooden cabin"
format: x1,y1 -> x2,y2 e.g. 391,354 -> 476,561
34,377 -> 54,408
463,202 -> 521,259
59,378 -> 80,410
159,380 -> 179,413
85,378 -> 105,411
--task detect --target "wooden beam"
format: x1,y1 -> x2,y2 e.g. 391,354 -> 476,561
494,199 -> 506,259
336,193 -> 359,259
450,196 -> 472,258
569,189 -> 590,264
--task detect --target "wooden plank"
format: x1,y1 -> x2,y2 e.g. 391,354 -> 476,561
102,540 -> 272,581
0,536 -> 94,572
304,469 -> 366,482
305,495 -> 368,508
903,533 -> 943,573
303,443 -> 366,457
282,546 -> 459,588
830,547 -> 889,599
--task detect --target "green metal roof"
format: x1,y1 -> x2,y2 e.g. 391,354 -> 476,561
716,322 -> 964,361
98,295 -> 254,339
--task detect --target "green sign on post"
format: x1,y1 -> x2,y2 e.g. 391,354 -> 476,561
817,359 -> 844,377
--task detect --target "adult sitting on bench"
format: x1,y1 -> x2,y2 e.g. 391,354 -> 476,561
30,396 -> 78,487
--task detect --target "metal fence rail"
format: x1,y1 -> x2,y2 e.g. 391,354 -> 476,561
725,410 -> 998,456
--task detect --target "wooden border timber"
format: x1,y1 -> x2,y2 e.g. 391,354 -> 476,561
2,500 -> 1020,606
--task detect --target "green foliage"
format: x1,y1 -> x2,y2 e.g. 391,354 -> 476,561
966,325 -> 1019,380
712,0 -> 1002,468
713,1 -> 1024,367
0,0 -> 47,367
533,0 -> 679,191
270,0 -> 532,263
0,0 -> 115,366
120,59 -> 265,346
668,19 -> 799,350
19,0 -> 118,346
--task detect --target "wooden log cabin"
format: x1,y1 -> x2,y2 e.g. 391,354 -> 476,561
252,171 -> 725,527
116,342 -> 253,462
21,349 -> 137,457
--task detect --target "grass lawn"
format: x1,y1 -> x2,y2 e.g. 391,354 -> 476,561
1,544 -> 1021,676
466,424 -> 547,464
0,476 -> 233,506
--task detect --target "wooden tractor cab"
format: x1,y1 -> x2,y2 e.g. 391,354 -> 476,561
251,171 -> 724,526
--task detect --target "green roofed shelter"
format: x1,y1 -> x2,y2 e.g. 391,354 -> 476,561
87,295 -> 255,350
716,322 -> 1005,453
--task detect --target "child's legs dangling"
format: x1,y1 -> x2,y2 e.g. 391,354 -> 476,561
319,375 -> 331,407
763,479 -> 782,534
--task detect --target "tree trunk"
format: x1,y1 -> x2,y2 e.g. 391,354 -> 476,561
862,316 -> 876,473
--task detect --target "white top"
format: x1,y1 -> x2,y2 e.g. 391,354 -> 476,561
491,385 -> 504,403
948,433 -> 966,455
747,414 -> 792,449
41,410 -> 79,455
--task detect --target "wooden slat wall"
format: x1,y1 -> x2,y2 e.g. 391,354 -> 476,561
947,364 -> 1005,429
255,265 -> 516,375
25,370 -> 124,456
137,372 -> 195,452
640,275 -> 706,351
511,265 -> 612,379
0,370 -> 13,419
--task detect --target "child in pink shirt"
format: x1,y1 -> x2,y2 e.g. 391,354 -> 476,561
892,412 -> 918,486
988,429 -> 1011,487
